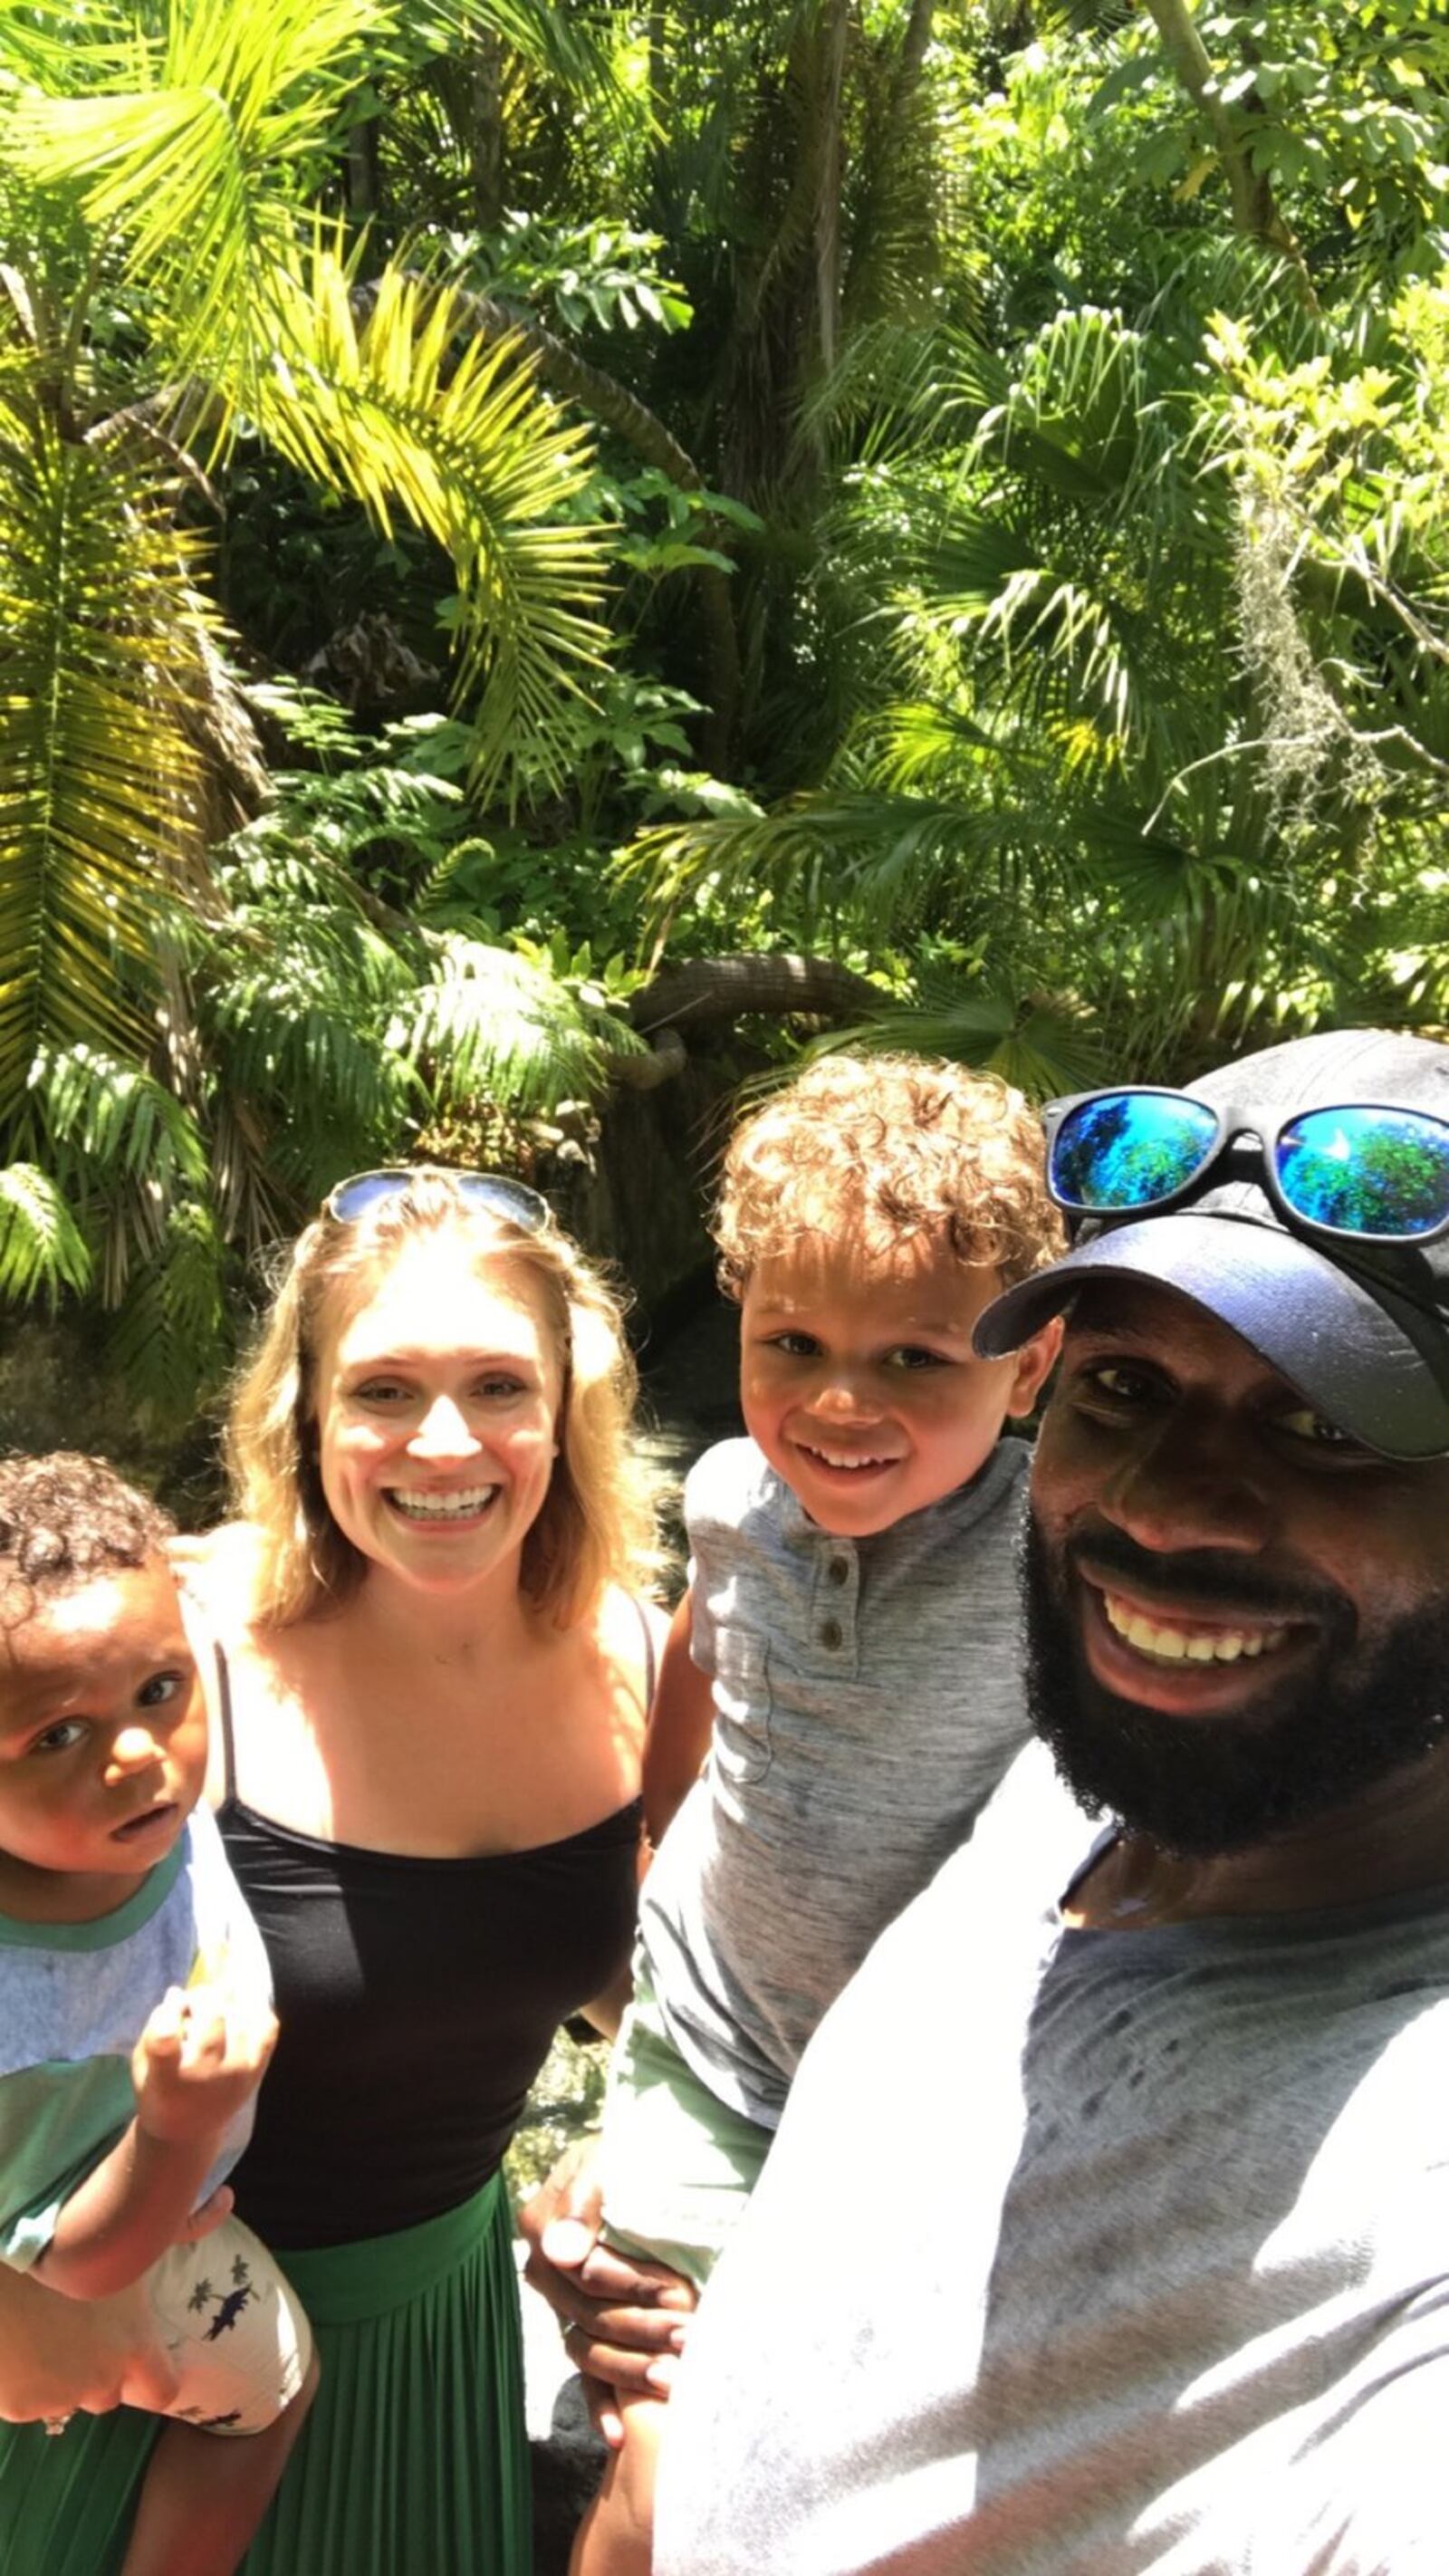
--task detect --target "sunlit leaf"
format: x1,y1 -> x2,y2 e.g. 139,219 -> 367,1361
0,1163 -> 92,1302
0,411 -> 209,1118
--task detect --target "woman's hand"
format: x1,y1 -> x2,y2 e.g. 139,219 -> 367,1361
519,2141 -> 696,2447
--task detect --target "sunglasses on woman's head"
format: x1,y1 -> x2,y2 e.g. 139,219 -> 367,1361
322,1168 -> 552,1233
1043,1089 -> 1449,1247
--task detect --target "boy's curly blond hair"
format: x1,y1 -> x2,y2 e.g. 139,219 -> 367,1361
713,1053 -> 1063,1297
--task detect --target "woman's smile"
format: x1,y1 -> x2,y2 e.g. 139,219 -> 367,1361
313,1238 -> 561,1591
384,1483 -> 502,1527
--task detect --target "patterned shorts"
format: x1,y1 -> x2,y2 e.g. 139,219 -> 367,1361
144,2216 -> 312,2437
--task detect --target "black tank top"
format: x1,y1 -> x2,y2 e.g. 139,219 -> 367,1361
215,1641 -> 645,2249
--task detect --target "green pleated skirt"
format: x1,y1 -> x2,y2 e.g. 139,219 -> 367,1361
0,2171 -> 531,2576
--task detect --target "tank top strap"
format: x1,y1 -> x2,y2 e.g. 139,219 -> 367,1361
631,1593 -> 657,1709
212,1639 -> 239,1807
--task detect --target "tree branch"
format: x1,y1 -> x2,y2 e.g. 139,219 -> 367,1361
1145,723 -> 1449,834
1140,0 -> 1315,300
629,952 -> 885,1032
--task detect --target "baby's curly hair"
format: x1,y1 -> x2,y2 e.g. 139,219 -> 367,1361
0,1452 -> 175,1596
714,1052 -> 1064,1297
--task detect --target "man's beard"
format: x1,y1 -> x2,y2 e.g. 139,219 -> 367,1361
1022,1519 -> 1449,1859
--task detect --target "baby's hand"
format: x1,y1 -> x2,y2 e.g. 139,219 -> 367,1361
131,1985 -> 278,2150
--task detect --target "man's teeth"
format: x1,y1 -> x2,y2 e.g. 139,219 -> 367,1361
800,1444 -> 897,1471
389,1485 -> 497,1521
1102,1591 -> 1291,1666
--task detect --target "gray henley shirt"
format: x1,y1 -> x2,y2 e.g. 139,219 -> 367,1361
639,1434 -> 1033,2129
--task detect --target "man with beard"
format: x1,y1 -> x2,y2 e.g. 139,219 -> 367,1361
531,1025 -> 1449,2575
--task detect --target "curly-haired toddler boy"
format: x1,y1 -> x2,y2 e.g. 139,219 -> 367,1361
574,1053 -> 1064,2575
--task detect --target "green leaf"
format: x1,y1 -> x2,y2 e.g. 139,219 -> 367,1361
0,412 -> 207,1118
0,1163 -> 92,1303
100,1197 -> 227,1423
254,243 -> 611,794
8,0 -> 397,406
392,937 -> 619,1113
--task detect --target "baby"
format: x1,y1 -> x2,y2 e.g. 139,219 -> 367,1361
0,1453 -> 315,2576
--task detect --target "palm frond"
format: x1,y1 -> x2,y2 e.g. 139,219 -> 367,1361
0,0 -> 134,90
0,410 -> 209,1116
101,1196 -> 227,1421
199,920 -> 419,1179
798,320 -> 973,469
25,1041 -> 208,1191
7,1040 -> 213,1302
801,986 -> 1106,1101
868,700 -> 1012,784
918,543 -> 1147,743
1033,0 -> 1134,30
204,1091 -> 295,1254
256,244 -> 610,791
416,0 -> 621,99
393,937 -> 620,1116
0,1161 -> 92,1302
625,782 -> 1070,938
6,0 -> 396,405
983,999 -> 1108,1101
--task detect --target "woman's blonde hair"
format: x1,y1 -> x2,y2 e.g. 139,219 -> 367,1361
714,1052 -> 1064,1295
226,1172 -> 656,1629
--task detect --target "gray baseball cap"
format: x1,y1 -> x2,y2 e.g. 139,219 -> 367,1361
974,1028 -> 1449,1459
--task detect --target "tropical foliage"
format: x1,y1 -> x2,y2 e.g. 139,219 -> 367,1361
2,0 -> 1447,1416
629,7 -> 1449,1083
0,0 -> 620,1397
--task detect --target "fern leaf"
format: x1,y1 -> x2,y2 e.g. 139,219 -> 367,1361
0,1163 -> 93,1302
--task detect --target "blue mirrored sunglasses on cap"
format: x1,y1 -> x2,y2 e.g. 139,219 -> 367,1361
323,1168 -> 551,1231
1043,1089 -> 1449,1246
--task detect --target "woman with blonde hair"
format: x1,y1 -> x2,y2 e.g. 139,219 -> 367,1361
0,1167 -> 662,2574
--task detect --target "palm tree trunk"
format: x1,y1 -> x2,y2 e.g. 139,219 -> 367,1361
345,112 -> 379,219
466,27 -> 505,232
648,8 -> 669,130
815,0 -> 851,380
894,0 -> 936,106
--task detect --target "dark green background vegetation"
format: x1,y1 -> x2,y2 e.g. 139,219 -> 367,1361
2,0 -> 1447,1428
